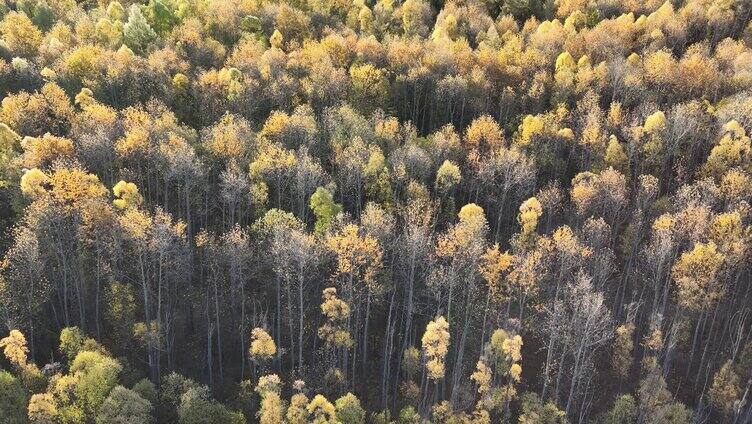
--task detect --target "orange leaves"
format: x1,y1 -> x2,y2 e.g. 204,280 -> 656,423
50,168 -> 108,207
326,224 -> 383,288
19,134 -> 75,169
464,115 -> 504,152
203,114 -> 253,161
480,244 -> 513,303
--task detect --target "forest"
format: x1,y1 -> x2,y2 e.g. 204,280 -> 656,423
0,0 -> 751,422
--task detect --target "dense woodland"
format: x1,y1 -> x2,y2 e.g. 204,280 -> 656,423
0,0 -> 751,422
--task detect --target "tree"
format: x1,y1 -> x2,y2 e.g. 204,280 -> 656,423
310,186 -> 343,235
637,373 -> 692,424
326,223 -> 384,380
69,350 -> 123,418
96,386 -> 154,424
60,327 -> 86,363
0,12 -> 43,57
307,394 -> 338,424
287,392 -> 309,424
318,287 -> 354,370
0,371 -> 26,424
28,393 -> 58,423
112,181 -> 143,210
249,328 -> 277,364
335,392 -> 365,424
518,392 -> 568,424
422,316 -> 450,381
612,324 -> 635,380
178,386 -> 244,424
708,360 -> 740,417
123,5 -> 157,54
0,330 -> 29,369
595,395 -> 636,424
671,242 -> 725,311
349,64 -> 389,115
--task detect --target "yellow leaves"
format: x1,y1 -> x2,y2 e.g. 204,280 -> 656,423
605,135 -> 629,174
517,115 -> 545,148
19,134 -> 75,168
28,393 -> 58,422
321,287 -> 350,320
112,181 -> 143,210
270,29 -> 284,49
464,115 -> 504,151
401,347 -> 421,378
652,214 -> 675,234
719,169 -> 751,202
613,323 -> 635,379
260,111 -> 293,146
555,51 -> 576,72
509,363 -> 522,382
259,392 -> 285,424
518,197 -> 542,237
672,242 -> 725,311
437,204 -> 488,258
1,82 -> 73,137
0,12 -> 43,57
50,168 -> 108,207
502,335 -> 523,362
422,316 -> 450,381
557,128 -> 574,140
20,168 -> 51,198
703,120 -> 751,179
480,244 -> 513,302
249,328 -> 277,362
0,330 -> 29,368
249,143 -> 297,180
570,168 -> 627,218
471,360 -> 492,394
348,63 -> 389,114
118,208 -> 153,242
709,212 -> 747,263
204,114 -> 253,161
61,45 -> 106,85
318,288 -> 353,349
326,224 -> 383,287
116,127 -> 150,158
287,392 -> 309,424
710,212 -> 743,244
0,122 -> 19,148
74,88 -> 95,108
644,49 -> 678,87
435,160 -> 461,192
307,394 -> 337,424
133,321 -> 161,347
458,203 -> 485,226
256,374 -> 283,395
172,73 -> 189,92
709,360 -> 741,417
643,111 -> 667,135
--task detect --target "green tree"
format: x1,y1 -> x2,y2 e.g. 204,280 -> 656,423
310,186 -> 342,235
96,386 -> 154,424
0,370 -> 26,424
123,5 -> 157,54
335,392 -> 365,424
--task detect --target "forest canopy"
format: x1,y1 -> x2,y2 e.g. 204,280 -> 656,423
0,0 -> 751,423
